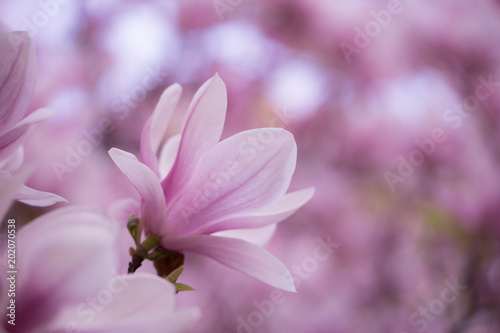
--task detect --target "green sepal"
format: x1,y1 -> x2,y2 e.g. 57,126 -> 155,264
127,216 -> 142,246
174,283 -> 195,293
166,265 -> 184,283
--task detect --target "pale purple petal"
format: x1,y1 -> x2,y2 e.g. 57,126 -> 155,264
108,148 -> 167,236
161,74 -> 227,201
140,84 -> 182,174
203,187 -> 315,234
0,31 -> 36,134
163,128 -> 297,236
51,274 -> 200,333
162,235 -> 296,292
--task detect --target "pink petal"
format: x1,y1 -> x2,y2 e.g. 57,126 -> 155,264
149,84 -> 182,154
52,273 -> 200,333
140,84 -> 182,174
158,133 -> 181,179
11,106 -> 54,129
107,198 -> 141,270
162,235 -> 296,292
0,145 -> 24,171
15,183 -> 67,206
163,128 -> 297,236
108,148 -> 167,236
203,187 -> 315,234
0,169 -> 28,221
213,224 -> 277,247
16,207 -> 117,298
161,74 -> 227,201
107,197 -> 140,224
0,31 -> 36,135
0,168 -> 67,207
5,206 -> 117,332
0,107 -> 54,161
0,125 -> 26,162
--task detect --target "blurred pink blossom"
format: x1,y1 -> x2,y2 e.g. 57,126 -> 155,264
0,31 -> 49,161
0,206 -> 200,333
0,30 -> 65,206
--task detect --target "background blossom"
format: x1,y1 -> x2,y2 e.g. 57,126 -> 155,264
1,0 -> 500,332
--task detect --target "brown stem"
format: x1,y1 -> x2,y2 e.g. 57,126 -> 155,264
128,252 -> 146,273
127,234 -> 160,274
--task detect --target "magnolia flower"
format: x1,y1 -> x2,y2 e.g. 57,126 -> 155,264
0,31 -> 65,206
109,74 -> 314,292
0,206 -> 200,333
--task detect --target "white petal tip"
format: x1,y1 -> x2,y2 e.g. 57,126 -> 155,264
108,147 -> 135,160
302,186 -> 316,201
11,107 -> 55,130
211,72 -> 224,85
162,83 -> 183,97
17,193 -> 68,207
280,272 -> 298,293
